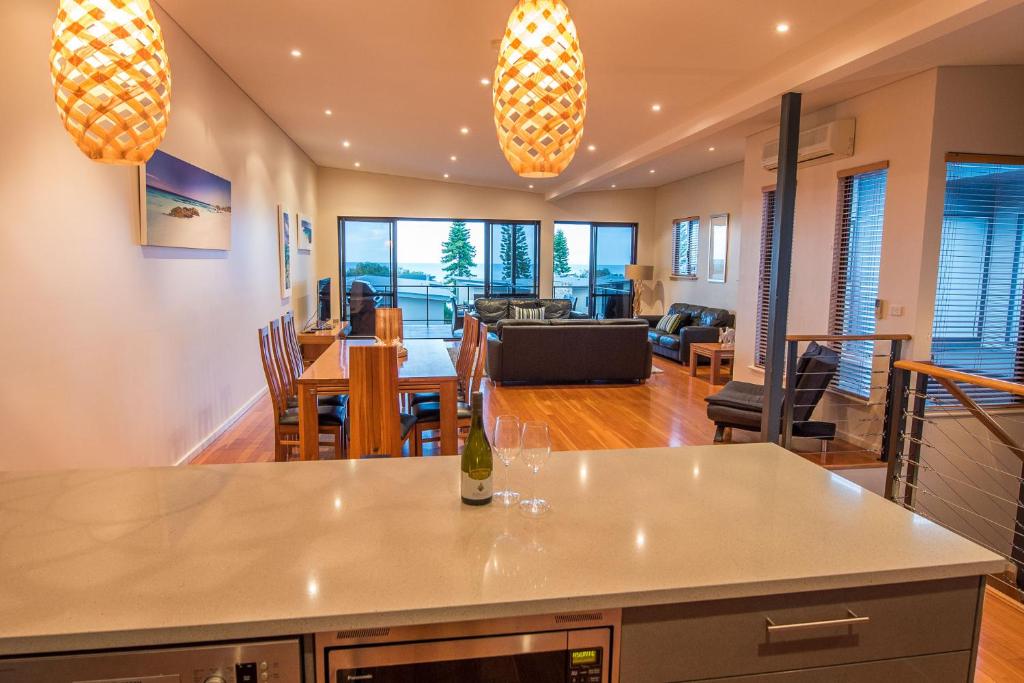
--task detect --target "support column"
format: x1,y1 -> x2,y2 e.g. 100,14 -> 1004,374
761,92 -> 802,444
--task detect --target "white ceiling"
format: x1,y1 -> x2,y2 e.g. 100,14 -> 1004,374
156,0 -> 1024,198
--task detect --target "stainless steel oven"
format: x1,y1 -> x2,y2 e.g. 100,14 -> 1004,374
316,611 -> 620,683
0,638 -> 303,683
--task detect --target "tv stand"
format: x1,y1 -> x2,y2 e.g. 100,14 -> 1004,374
298,319 -> 343,363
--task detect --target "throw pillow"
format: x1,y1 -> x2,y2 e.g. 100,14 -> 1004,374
512,305 -> 545,320
655,313 -> 683,334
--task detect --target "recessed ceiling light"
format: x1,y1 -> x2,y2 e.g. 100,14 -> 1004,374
444,173 -> 450,179
611,184 -> 617,188
587,144 -> 596,151
354,162 -> 361,167
342,140 -> 351,148
290,49 -> 302,57
528,184 -> 534,189
450,155 -> 457,161
708,146 -> 716,151
480,77 -> 491,85
649,169 -> 656,174
776,22 -> 790,33
460,126 -> 470,135
651,103 -> 661,112
324,109 -> 332,116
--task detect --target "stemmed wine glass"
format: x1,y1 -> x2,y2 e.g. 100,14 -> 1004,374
493,415 -> 521,506
519,421 -> 552,517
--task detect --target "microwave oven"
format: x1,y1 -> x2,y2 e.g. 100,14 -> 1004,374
316,610 -> 621,683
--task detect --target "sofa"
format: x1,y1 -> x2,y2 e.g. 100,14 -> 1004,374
469,297 -> 589,333
484,318 -> 653,385
641,303 -> 734,364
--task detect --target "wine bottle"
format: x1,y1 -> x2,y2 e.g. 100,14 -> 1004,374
461,392 -> 493,506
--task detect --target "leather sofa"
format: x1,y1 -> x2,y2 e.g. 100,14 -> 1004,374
470,297 -> 588,333
640,303 -> 734,364
485,318 -> 653,385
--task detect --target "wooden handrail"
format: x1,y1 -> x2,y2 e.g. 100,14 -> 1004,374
894,360 -> 1024,399
785,333 -> 912,342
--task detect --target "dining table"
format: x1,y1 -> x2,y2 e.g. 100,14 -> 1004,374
296,338 -> 460,460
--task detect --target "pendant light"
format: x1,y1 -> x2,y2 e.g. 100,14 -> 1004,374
50,0 -> 172,165
493,0 -> 587,178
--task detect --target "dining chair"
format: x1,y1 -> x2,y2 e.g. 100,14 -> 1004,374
273,317 -> 346,411
410,314 -> 480,407
410,320 -> 488,455
258,326 -> 346,461
282,311 -> 305,372
348,344 -> 416,458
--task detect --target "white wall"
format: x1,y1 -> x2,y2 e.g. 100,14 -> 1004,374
316,168 -> 657,317
0,0 -> 317,469
651,163 -> 744,313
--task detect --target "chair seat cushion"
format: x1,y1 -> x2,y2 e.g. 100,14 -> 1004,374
704,381 -> 764,412
411,390 -> 465,405
400,413 -> 417,440
286,394 -> 347,409
280,404 -> 347,426
410,401 -> 472,421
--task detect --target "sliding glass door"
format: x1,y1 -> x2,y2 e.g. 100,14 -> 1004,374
554,222 -> 637,318
341,219 -> 394,321
488,222 -> 540,296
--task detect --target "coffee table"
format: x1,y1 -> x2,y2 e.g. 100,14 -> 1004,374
689,342 -> 734,385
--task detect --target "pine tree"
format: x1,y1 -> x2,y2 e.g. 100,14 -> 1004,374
499,224 -> 533,283
440,220 -> 477,286
553,229 -> 571,277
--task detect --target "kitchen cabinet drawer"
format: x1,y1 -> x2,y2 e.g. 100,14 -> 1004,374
620,577 -> 982,682
690,651 -> 971,682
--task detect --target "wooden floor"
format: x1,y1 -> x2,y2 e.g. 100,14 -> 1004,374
192,355 -> 1024,681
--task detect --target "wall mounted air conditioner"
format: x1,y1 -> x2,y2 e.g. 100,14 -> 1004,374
761,118 -> 855,171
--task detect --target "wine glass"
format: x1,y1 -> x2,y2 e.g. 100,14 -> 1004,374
493,415 -> 521,506
519,421 -> 551,517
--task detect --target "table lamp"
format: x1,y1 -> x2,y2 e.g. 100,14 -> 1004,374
624,264 -> 655,318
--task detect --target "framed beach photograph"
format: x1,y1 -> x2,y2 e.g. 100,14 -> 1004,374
708,213 -> 729,283
139,150 -> 231,250
278,206 -> 292,298
298,214 -> 313,251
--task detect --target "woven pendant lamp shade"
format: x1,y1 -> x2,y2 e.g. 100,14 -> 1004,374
50,0 -> 172,165
493,0 -> 587,178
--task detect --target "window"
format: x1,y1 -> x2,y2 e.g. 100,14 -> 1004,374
828,164 -> 889,398
754,189 -> 776,367
488,222 -> 539,296
553,222 -> 637,318
672,217 -> 699,278
930,155 -> 1024,404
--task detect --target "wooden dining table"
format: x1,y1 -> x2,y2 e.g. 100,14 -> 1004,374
296,338 -> 460,460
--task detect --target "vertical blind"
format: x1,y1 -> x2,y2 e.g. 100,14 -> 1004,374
754,189 -> 776,367
931,154 -> 1024,405
672,217 -> 699,278
828,165 -> 889,398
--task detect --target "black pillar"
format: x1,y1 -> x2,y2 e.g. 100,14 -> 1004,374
761,92 -> 802,443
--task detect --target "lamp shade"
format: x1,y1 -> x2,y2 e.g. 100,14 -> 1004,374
625,264 -> 654,281
50,0 -> 172,165
493,0 -> 587,178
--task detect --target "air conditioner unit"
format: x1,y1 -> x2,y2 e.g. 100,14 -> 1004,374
761,118 -> 855,171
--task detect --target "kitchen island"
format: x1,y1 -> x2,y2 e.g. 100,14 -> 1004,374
0,444 -> 1005,681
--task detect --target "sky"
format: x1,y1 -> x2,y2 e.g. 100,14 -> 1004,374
145,150 -> 230,207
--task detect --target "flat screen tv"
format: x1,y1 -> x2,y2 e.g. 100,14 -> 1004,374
317,277 -> 331,326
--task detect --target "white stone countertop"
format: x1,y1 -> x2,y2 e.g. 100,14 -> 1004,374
0,444 -> 1005,655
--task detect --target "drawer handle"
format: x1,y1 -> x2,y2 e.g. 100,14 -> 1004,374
765,610 -> 870,634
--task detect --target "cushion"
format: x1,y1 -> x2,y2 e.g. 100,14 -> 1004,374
410,401 -> 473,421
655,313 -> 683,334
286,394 -> 347,409
512,305 -> 545,320
541,299 -> 572,319
647,330 -> 662,343
699,308 -> 730,327
474,299 -> 509,324
703,381 -> 764,412
658,335 -> 681,350
279,404 -> 347,426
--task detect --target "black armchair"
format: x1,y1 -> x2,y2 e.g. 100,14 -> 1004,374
704,342 -> 840,444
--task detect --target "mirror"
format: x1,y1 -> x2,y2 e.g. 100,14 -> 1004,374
708,214 -> 729,283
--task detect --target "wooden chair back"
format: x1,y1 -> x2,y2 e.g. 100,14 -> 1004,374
375,307 -> 404,344
269,318 -> 295,398
456,317 -> 479,391
282,311 -> 304,375
471,320 -> 489,395
348,344 -> 403,458
258,326 -> 288,416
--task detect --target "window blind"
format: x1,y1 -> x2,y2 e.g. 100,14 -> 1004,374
930,155 -> 1024,405
672,217 -> 699,278
754,189 -> 776,367
828,166 -> 889,398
